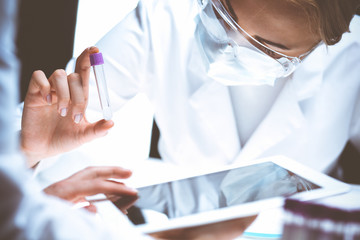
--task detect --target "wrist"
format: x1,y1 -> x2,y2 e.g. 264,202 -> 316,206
20,130 -> 45,168
20,146 -> 42,168
24,153 -> 41,168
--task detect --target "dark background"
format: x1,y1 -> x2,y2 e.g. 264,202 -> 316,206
17,0 -> 79,102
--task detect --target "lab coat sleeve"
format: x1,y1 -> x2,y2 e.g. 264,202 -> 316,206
347,19 -> 360,154
349,67 -> 360,153
87,0 -> 151,112
0,0 -> 19,154
0,154 -> 153,240
318,17 -> 360,158
334,42 -> 360,156
328,41 -> 360,155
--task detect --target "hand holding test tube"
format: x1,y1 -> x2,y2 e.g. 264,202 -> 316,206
90,52 -> 113,120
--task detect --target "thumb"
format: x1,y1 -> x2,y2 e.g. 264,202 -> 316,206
83,119 -> 114,142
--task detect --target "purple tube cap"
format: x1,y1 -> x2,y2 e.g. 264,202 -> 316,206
90,52 -> 104,66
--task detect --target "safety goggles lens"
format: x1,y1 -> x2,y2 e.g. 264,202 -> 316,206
198,0 -> 302,78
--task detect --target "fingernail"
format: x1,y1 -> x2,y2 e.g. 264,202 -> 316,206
74,113 -> 83,124
46,94 -> 52,105
98,130 -> 108,137
60,108 -> 67,117
128,187 -> 138,193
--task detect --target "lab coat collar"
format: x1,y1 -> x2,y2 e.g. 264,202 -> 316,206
188,75 -> 307,164
291,43 -> 326,101
235,79 -> 306,162
234,45 -> 327,162
190,64 -> 328,161
188,64 -> 326,164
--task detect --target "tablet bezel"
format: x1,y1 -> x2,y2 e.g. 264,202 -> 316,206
130,156 -> 350,234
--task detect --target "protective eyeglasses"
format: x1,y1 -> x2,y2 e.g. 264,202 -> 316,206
197,0 -> 320,78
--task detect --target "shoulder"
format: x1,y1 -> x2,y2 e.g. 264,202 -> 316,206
349,15 -> 360,42
327,15 -> 360,56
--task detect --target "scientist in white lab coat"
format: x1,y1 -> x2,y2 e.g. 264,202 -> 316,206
2,0 -> 253,238
22,0 -> 360,174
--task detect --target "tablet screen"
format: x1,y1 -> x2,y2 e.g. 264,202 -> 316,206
113,161 -> 320,226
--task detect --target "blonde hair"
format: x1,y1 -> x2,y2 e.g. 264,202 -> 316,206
288,0 -> 360,45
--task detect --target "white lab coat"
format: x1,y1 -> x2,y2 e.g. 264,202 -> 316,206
90,0 -> 360,172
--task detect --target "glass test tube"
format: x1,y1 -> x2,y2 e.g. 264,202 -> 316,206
90,52 -> 113,120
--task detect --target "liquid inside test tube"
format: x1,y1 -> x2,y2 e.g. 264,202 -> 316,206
90,52 -> 113,120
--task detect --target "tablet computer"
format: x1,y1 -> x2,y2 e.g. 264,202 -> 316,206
112,156 -> 350,234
